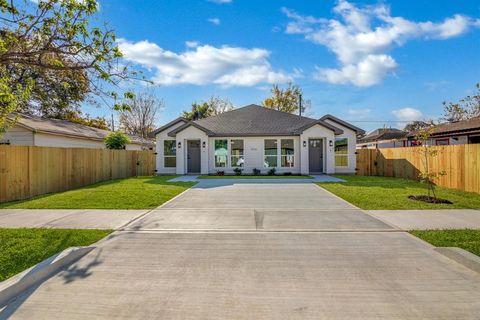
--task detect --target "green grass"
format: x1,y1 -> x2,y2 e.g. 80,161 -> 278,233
410,229 -> 480,257
199,175 -> 313,179
0,228 -> 112,281
0,176 -> 195,209
318,175 -> 480,210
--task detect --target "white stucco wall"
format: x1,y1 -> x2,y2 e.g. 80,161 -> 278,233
208,136 -> 301,175
300,124 -> 335,175
0,124 -> 34,145
174,126 -> 209,175
323,119 -> 357,174
155,121 -> 185,174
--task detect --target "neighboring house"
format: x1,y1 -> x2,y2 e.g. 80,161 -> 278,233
1,113 -> 154,150
406,116 -> 480,146
152,104 -> 364,175
357,128 -> 408,149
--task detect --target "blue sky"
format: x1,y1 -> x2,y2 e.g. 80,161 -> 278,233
86,0 -> 480,132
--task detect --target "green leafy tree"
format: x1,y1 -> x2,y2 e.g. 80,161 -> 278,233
0,0 -> 141,136
182,96 -> 234,120
262,82 -> 308,114
104,131 -> 130,149
403,120 -> 434,132
442,83 -> 480,122
414,127 -> 446,199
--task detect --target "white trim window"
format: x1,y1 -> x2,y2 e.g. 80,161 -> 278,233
334,137 -> 348,167
264,139 -> 278,167
163,140 -> 176,168
214,139 -> 228,168
280,139 -> 294,168
231,139 -> 244,167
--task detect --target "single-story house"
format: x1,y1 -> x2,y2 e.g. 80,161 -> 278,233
1,113 -> 154,150
357,128 -> 408,149
406,116 -> 480,146
152,105 -> 365,175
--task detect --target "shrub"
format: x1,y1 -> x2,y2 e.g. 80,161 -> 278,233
233,168 -> 243,176
267,168 -> 276,176
283,172 -> 292,176
216,170 -> 225,176
104,131 -> 131,149
252,168 -> 261,175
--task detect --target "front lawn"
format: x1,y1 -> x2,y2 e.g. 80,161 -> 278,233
0,228 -> 112,281
199,175 -> 313,179
410,229 -> 480,257
318,175 -> 480,210
0,176 -> 194,209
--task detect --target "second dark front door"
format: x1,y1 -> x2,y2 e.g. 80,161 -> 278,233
187,140 -> 201,174
309,139 -> 324,173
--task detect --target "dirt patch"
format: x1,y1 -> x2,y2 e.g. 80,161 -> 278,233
408,195 -> 453,204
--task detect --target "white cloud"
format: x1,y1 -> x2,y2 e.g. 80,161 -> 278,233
208,17 -> 221,25
284,0 -> 480,87
207,0 -> 232,3
392,107 -> 423,122
118,39 -> 293,87
185,41 -> 199,48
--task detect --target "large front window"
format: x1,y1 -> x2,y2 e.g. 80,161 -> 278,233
231,139 -> 244,167
264,139 -> 278,167
163,140 -> 176,168
335,138 -> 348,167
214,139 -> 228,167
281,139 -> 294,167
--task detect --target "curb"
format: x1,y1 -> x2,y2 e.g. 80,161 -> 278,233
0,246 -> 95,307
435,247 -> 480,273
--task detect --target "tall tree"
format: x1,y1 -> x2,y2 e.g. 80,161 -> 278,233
0,0 -> 140,136
442,83 -> 480,122
403,120 -> 434,132
119,92 -> 163,138
182,96 -> 234,120
262,82 -> 307,114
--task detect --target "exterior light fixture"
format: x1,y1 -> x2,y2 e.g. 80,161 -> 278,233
303,141 -> 307,147
329,140 -> 333,147
202,141 -> 206,148
177,141 -> 182,149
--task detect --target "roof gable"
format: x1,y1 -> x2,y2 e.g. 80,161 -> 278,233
320,114 -> 365,135
167,104 -> 343,137
150,117 -> 187,137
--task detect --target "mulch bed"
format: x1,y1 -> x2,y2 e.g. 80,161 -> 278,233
408,195 -> 453,204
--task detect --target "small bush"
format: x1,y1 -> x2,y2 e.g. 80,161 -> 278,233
252,168 -> 261,176
267,168 -> 276,176
104,131 -> 131,149
283,172 -> 292,176
216,170 -> 225,176
233,168 -> 243,176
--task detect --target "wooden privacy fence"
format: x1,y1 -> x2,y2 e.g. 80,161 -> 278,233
0,145 -> 156,203
356,144 -> 480,194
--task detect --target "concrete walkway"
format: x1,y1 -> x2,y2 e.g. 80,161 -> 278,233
0,209 -> 148,229
167,174 -> 345,183
367,209 -> 480,230
3,182 -> 480,319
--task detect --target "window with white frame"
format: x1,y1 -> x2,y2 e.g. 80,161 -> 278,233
264,139 -> 278,167
214,139 -> 228,167
231,139 -> 244,167
334,138 -> 348,167
163,140 -> 176,168
280,139 -> 294,167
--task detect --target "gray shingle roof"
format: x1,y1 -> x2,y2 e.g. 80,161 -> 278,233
320,114 -> 365,135
14,113 -> 153,146
167,104 -> 343,137
357,128 -> 407,144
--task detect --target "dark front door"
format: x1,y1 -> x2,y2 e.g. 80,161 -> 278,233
309,139 -> 324,173
187,140 -> 201,173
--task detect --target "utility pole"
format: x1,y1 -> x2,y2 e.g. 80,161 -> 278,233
111,114 -> 115,131
299,94 -> 303,117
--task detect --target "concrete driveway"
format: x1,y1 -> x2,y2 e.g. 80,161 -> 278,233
4,180 -> 480,319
